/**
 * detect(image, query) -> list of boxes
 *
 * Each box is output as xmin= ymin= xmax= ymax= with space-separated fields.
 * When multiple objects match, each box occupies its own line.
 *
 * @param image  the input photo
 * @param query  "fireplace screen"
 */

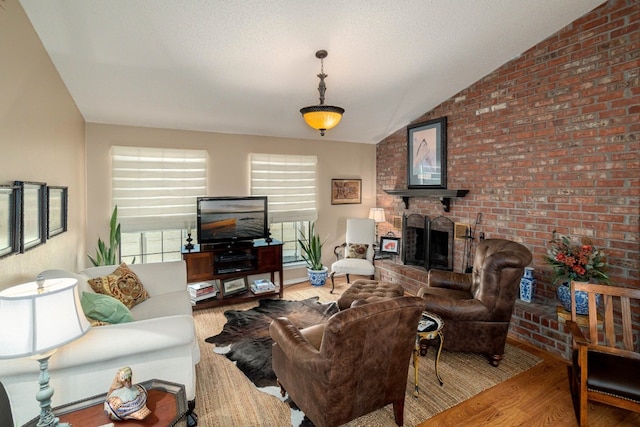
xmin=402 ymin=214 xmax=454 ymax=271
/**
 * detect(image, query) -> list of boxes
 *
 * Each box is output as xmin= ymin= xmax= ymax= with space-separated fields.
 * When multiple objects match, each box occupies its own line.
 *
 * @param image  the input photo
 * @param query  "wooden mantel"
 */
xmin=384 ymin=189 xmax=469 ymax=211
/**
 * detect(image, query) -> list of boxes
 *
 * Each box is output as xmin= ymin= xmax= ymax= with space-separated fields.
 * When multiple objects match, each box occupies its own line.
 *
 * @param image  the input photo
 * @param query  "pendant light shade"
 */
xmin=300 ymin=50 xmax=345 ymax=136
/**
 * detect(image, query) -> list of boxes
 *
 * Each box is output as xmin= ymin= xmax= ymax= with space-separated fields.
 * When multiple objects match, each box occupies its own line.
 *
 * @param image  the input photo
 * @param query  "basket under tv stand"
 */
xmin=181 ymin=238 xmax=283 ymax=310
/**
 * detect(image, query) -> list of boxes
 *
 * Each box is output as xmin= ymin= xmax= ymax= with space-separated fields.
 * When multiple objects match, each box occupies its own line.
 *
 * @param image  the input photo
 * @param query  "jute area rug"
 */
xmin=193 ymin=284 xmax=542 ymax=427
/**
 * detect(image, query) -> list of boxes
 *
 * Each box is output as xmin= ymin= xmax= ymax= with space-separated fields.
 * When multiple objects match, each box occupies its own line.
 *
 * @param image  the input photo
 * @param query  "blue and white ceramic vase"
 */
xmin=519 ymin=267 xmax=536 ymax=303
xmin=307 ymin=266 xmax=329 ymax=286
xmin=556 ymin=281 xmax=600 ymax=315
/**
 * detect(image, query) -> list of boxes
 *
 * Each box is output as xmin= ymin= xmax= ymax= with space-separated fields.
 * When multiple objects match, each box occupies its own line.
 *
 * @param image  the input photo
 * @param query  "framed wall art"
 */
xmin=407 ymin=117 xmax=447 ymax=189
xmin=0 ymin=185 xmax=20 ymax=258
xmin=47 ymin=186 xmax=68 ymax=238
xmin=14 ymin=181 xmax=47 ymax=252
xmin=380 ymin=236 xmax=401 ymax=254
xmin=221 ymin=276 xmax=249 ymax=297
xmin=331 ymin=179 xmax=362 ymax=205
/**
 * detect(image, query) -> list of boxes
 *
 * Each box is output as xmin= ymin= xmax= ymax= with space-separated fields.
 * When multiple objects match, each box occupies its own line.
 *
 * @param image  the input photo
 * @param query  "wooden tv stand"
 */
xmin=182 ymin=239 xmax=283 ymax=310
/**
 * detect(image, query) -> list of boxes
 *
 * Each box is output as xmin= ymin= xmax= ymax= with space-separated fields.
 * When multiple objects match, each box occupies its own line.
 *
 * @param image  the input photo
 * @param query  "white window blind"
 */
xmin=111 ymin=146 xmax=208 ymax=232
xmin=250 ymin=153 xmax=317 ymax=223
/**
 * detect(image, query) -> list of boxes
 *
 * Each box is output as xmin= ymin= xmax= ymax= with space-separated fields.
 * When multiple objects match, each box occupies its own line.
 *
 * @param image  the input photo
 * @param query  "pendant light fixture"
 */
xmin=300 ymin=50 xmax=345 ymax=136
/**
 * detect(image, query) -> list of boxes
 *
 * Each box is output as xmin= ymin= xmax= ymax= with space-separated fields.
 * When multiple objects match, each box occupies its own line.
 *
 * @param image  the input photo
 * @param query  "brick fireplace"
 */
xmin=373 ymin=1 xmax=639 ymax=361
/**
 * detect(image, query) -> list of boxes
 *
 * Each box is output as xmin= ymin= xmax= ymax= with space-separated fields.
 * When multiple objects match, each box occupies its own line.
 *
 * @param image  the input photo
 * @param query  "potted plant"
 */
xmin=88 ymin=206 xmax=122 ymax=266
xmin=544 ymin=231 xmax=609 ymax=314
xmin=299 ymin=222 xmax=329 ymax=286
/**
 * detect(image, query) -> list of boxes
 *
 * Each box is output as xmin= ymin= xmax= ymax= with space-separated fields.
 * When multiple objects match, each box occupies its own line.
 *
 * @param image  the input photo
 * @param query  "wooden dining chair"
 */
xmin=566 ymin=281 xmax=640 ymax=426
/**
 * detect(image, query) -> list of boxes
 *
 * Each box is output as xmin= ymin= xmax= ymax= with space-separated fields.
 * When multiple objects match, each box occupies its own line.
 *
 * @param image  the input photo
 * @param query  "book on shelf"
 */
xmin=190 ymin=294 xmax=217 ymax=305
xmin=252 ymin=279 xmax=274 ymax=289
xmin=251 ymin=279 xmax=275 ymax=294
xmin=188 ymin=281 xmax=218 ymax=298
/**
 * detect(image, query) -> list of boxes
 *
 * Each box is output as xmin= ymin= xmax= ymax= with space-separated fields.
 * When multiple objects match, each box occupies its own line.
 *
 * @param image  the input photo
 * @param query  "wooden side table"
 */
xmin=23 ymin=379 xmax=187 ymax=427
xmin=413 ymin=312 xmax=444 ymax=397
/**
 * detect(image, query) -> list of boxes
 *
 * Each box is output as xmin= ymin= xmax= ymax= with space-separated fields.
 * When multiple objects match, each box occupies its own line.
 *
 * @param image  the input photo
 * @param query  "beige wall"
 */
xmin=0 ymin=0 xmax=86 ymax=290
xmin=1 ymin=0 xmax=376 ymax=287
xmin=86 ymin=123 xmax=377 ymax=282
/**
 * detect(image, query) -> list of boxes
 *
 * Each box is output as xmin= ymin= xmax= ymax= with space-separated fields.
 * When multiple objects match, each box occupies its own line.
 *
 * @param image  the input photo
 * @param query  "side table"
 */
xmin=413 ymin=311 xmax=444 ymax=397
xmin=23 ymin=379 xmax=187 ymax=427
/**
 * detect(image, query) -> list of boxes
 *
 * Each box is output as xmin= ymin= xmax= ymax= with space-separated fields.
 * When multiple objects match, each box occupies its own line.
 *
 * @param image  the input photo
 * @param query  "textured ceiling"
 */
xmin=20 ymin=0 xmax=603 ymax=144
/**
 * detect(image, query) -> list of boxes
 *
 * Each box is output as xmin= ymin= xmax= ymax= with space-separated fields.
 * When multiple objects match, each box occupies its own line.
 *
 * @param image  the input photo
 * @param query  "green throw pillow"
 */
xmin=81 ymin=291 xmax=134 ymax=325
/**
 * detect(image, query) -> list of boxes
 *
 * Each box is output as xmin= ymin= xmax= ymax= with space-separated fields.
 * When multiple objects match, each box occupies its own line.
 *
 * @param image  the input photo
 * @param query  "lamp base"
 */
xmin=34 ymin=353 xmax=70 ymax=427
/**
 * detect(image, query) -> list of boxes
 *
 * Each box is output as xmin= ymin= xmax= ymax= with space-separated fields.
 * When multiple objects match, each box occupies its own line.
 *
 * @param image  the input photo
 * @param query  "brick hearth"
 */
xmin=375 ymin=259 xmax=572 ymax=360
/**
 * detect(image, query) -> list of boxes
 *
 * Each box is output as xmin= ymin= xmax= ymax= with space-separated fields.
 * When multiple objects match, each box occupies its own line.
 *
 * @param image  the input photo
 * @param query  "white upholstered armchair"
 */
xmin=329 ymin=218 xmax=376 ymax=293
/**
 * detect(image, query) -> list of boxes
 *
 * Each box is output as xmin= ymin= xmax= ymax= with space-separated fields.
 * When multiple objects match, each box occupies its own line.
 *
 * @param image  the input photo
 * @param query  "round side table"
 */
xmin=413 ymin=311 xmax=444 ymax=397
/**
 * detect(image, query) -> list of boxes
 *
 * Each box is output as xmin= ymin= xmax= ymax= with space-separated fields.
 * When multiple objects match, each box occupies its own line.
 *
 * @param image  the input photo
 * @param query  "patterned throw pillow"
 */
xmin=87 ymin=263 xmax=150 ymax=309
xmin=345 ymin=243 xmax=369 ymax=259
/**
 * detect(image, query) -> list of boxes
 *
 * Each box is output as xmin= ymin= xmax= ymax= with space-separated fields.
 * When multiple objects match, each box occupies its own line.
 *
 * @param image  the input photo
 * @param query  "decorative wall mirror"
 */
xmin=47 ymin=186 xmax=68 ymax=238
xmin=0 ymin=185 xmax=20 ymax=258
xmin=14 ymin=181 xmax=47 ymax=252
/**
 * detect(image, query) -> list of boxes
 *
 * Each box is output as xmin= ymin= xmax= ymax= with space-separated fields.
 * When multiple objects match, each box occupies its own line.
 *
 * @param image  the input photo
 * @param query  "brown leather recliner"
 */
xmin=417 ymin=238 xmax=532 ymax=367
xmin=270 ymin=296 xmax=424 ymax=427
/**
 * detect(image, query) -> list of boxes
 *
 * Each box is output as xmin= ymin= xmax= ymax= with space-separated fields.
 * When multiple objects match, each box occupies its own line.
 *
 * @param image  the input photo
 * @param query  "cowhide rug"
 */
xmin=205 ymin=296 xmax=338 ymax=426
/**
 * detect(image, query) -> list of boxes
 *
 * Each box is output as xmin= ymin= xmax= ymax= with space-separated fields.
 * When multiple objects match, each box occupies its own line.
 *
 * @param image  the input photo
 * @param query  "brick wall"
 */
xmin=376 ymin=0 xmax=638 ymax=300
xmin=374 ymin=0 xmax=639 ymax=356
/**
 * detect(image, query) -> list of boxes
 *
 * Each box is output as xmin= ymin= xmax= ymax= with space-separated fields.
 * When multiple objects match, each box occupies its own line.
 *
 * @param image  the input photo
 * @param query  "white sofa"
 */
xmin=0 ymin=260 xmax=200 ymax=426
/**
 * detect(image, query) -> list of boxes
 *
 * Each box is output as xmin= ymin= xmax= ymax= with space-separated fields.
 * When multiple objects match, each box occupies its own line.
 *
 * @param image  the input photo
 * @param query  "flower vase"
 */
xmin=556 ymin=281 xmax=600 ymax=315
xmin=519 ymin=267 xmax=536 ymax=303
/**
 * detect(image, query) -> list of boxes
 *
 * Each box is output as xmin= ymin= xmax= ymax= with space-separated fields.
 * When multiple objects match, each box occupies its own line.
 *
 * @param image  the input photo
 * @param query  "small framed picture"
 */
xmin=221 ymin=276 xmax=249 ymax=297
xmin=380 ymin=236 xmax=401 ymax=254
xmin=331 ymin=179 xmax=362 ymax=205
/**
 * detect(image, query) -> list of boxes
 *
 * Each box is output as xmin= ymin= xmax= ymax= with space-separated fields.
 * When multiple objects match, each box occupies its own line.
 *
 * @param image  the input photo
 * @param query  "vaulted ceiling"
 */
xmin=20 ymin=0 xmax=604 ymax=143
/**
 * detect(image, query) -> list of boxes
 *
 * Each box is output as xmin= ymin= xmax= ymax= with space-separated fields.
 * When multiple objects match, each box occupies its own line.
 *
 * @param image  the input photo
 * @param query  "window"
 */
xmin=111 ymin=146 xmax=207 ymax=262
xmin=250 ymin=153 xmax=317 ymax=264
xmin=120 ymin=230 xmax=193 ymax=264
xmin=269 ymin=221 xmax=309 ymax=264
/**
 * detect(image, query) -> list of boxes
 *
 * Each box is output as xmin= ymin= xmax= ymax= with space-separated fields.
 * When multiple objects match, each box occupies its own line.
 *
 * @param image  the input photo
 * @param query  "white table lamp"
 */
xmin=0 ymin=277 xmax=91 ymax=427
xmin=369 ymin=208 xmax=386 ymax=244
xmin=368 ymin=208 xmax=386 ymax=224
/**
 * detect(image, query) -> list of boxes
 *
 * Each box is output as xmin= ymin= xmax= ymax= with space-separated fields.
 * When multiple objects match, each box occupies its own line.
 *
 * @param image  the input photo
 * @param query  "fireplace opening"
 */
xmin=402 ymin=214 xmax=454 ymax=271
xmin=429 ymin=230 xmax=449 ymax=268
xmin=401 ymin=214 xmax=427 ymax=268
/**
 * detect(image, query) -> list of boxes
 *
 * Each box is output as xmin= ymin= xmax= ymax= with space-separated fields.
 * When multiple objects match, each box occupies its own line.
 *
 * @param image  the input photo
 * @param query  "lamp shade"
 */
xmin=369 ymin=208 xmax=386 ymax=223
xmin=300 ymin=105 xmax=345 ymax=134
xmin=0 ymin=278 xmax=90 ymax=359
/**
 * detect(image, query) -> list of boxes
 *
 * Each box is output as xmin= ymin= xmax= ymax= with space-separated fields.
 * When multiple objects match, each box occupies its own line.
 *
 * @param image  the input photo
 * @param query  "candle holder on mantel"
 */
xmin=185 ymin=232 xmax=194 ymax=251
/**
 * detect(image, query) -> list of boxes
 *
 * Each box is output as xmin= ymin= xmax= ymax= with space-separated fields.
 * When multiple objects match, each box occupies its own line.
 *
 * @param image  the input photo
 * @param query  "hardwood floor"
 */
xmin=420 ymin=338 xmax=640 ymax=426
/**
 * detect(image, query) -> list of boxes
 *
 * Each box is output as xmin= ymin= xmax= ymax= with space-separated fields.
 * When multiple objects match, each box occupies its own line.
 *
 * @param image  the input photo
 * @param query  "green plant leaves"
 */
xmin=88 ymin=206 xmax=121 ymax=266
xmin=299 ymin=222 xmax=324 ymax=271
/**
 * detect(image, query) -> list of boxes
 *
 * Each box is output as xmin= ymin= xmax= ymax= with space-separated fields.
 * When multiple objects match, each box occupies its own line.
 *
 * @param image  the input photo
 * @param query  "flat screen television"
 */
xmin=197 ymin=196 xmax=268 ymax=245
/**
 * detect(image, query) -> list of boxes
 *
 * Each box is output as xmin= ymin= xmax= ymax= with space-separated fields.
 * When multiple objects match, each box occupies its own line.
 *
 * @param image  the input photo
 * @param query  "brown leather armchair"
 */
xmin=270 ymin=296 xmax=424 ymax=427
xmin=417 ymin=238 xmax=532 ymax=366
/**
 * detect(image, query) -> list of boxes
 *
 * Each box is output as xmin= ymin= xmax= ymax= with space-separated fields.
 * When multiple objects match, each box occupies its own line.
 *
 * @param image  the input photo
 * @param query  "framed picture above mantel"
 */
xmin=407 ymin=117 xmax=447 ymax=189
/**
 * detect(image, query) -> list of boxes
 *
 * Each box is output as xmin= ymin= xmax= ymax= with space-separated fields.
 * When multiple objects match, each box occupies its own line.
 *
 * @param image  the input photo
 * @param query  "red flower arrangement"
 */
xmin=544 ymin=232 xmax=610 ymax=285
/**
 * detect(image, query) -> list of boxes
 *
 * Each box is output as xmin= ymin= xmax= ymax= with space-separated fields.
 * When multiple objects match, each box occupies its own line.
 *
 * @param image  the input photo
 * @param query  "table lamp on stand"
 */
xmin=368 ymin=207 xmax=386 ymax=249
xmin=0 ymin=277 xmax=91 ymax=427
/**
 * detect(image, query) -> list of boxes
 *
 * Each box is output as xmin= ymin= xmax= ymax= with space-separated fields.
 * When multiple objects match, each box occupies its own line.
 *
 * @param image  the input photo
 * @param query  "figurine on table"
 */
xmin=104 ymin=367 xmax=151 ymax=421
